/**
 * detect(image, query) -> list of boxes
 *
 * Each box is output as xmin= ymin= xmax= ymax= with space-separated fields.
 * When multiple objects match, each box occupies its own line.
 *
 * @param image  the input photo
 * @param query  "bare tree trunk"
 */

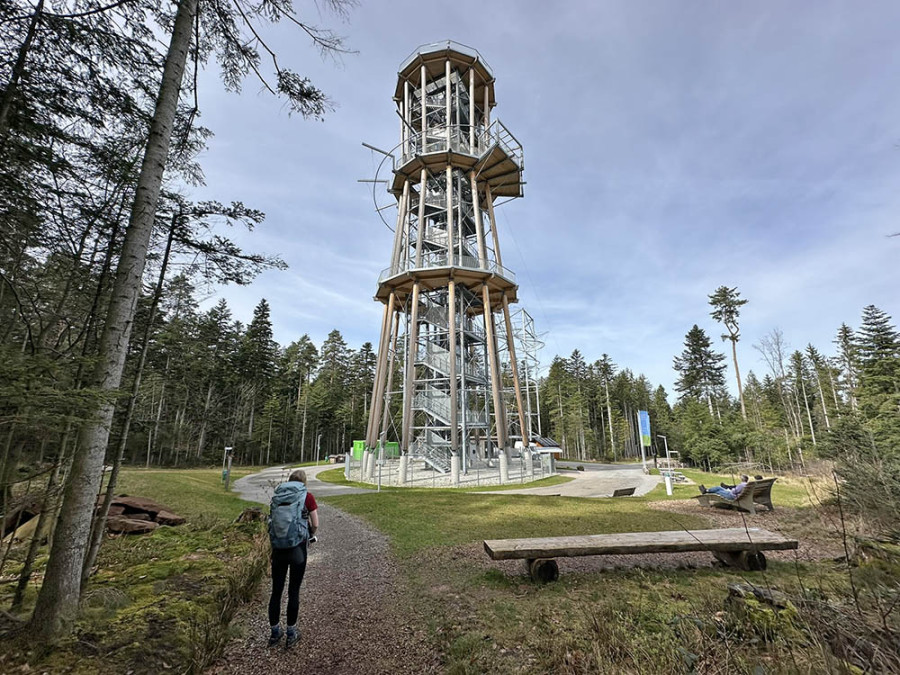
xmin=13 ymin=453 xmax=66 ymax=609
xmin=81 ymin=220 xmax=176 ymax=587
xmin=604 ymin=381 xmax=615 ymax=461
xmin=197 ymin=382 xmax=214 ymax=458
xmin=30 ymin=0 xmax=199 ymax=641
xmin=812 ymin=366 xmax=831 ymax=431
xmin=800 ymin=376 xmax=817 ymax=446
xmin=828 ymin=368 xmax=841 ymax=419
xmin=266 ymin=414 xmax=273 ymax=465
xmin=151 ymin=356 xmax=170 ymax=464
xmin=730 ymin=338 xmax=747 ymax=420
xmin=0 ymin=0 xmax=44 ymax=140
xmin=300 ymin=370 xmax=310 ymax=462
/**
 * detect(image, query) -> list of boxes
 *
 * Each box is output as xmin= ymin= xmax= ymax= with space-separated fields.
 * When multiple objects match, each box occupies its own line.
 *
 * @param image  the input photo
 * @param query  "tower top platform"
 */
xmin=394 ymin=40 xmax=496 ymax=107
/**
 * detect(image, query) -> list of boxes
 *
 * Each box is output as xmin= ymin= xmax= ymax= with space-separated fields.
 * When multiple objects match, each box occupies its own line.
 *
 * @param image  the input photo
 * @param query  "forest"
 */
xmin=1 ymin=0 xmax=898 ymax=652
xmin=0 ymin=0 xmax=360 ymax=644
xmin=540 ymin=295 xmax=900 ymax=473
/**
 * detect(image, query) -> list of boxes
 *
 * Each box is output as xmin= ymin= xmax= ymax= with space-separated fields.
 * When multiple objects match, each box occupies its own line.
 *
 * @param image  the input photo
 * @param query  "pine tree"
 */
xmin=834 ymin=323 xmax=860 ymax=411
xmin=856 ymin=305 xmax=900 ymax=399
xmin=805 ymin=344 xmax=834 ymax=431
xmin=673 ymin=325 xmax=726 ymax=415
xmin=237 ymin=299 xmax=278 ymax=448
xmin=855 ymin=305 xmax=900 ymax=443
xmin=709 ymin=285 xmax=749 ymax=420
xmin=594 ymin=354 xmax=617 ymax=460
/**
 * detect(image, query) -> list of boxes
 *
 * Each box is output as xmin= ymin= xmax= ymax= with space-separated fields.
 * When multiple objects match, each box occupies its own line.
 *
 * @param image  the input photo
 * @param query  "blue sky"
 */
xmin=192 ymin=0 xmax=900 ymax=396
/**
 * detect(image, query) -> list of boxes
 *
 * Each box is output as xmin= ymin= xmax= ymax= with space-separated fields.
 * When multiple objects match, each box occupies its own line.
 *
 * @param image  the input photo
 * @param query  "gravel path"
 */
xmin=208 ymin=503 xmax=440 ymax=675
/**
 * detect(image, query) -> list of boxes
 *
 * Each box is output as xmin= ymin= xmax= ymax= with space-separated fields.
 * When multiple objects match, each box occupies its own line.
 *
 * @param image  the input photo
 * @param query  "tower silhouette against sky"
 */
xmin=365 ymin=41 xmax=527 ymax=475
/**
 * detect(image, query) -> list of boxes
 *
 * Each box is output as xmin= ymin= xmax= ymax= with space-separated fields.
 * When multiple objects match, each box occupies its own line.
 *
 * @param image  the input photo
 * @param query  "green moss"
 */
xmin=2 ymin=468 xmax=265 ymax=675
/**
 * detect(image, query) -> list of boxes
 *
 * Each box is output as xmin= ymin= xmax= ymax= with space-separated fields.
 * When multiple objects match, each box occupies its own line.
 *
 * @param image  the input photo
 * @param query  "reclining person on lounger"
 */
xmin=720 ymin=474 xmax=763 ymax=490
xmin=698 ymin=474 xmax=749 ymax=500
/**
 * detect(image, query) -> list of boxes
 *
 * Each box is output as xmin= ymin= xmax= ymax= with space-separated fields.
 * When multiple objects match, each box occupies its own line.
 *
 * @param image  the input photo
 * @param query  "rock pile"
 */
xmin=103 ymin=495 xmax=186 ymax=535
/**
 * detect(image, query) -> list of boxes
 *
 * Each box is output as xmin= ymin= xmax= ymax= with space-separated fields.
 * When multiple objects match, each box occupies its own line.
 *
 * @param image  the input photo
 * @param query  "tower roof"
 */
xmin=394 ymin=40 xmax=496 ymax=107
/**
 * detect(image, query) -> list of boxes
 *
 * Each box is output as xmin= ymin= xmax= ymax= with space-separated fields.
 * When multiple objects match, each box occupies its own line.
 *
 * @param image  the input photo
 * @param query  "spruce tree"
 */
xmin=834 ymin=322 xmax=860 ymax=410
xmin=856 ymin=305 xmax=900 ymax=398
xmin=673 ymin=325 xmax=726 ymax=415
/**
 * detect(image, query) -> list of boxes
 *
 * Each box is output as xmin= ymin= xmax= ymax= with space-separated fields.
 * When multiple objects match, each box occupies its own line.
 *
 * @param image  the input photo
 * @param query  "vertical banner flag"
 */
xmin=638 ymin=410 xmax=652 ymax=447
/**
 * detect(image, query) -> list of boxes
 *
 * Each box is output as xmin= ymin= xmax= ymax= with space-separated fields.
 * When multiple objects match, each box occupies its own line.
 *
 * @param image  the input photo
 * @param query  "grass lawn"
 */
xmin=326 ymin=490 xmax=710 ymax=558
xmin=2 ymin=467 xmax=266 ymax=675
xmin=641 ymin=468 xmax=823 ymax=507
xmin=323 ymin=466 xmax=881 ymax=674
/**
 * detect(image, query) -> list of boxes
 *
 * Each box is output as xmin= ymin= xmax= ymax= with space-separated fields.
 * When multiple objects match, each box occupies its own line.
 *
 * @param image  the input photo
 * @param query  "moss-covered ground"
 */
xmin=1 ymin=467 xmax=266 ymax=675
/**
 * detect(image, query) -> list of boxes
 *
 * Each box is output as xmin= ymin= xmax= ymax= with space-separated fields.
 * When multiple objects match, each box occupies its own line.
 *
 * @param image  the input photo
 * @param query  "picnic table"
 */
xmin=484 ymin=527 xmax=798 ymax=581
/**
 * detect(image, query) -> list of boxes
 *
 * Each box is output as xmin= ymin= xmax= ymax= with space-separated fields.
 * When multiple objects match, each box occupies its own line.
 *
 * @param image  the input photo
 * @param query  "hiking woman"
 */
xmin=268 ymin=469 xmax=318 ymax=647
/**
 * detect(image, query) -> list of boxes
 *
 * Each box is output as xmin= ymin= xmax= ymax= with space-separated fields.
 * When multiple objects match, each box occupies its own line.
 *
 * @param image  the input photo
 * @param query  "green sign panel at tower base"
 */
xmin=352 ymin=440 xmax=400 ymax=460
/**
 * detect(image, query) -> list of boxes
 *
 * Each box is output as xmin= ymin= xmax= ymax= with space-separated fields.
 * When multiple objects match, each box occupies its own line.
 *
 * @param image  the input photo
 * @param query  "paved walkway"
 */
xmin=487 ymin=462 xmax=660 ymax=498
xmin=232 ymin=464 xmax=371 ymax=505
xmin=235 ymin=462 xmax=660 ymax=502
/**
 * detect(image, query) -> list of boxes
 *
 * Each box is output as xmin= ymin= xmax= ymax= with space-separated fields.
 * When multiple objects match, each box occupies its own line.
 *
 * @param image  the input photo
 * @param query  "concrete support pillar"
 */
xmin=344 ymin=451 xmax=351 ymax=479
xmin=499 ymin=451 xmax=509 ymax=484
xmin=361 ymin=450 xmax=370 ymax=481
xmin=524 ymin=449 xmax=534 ymax=480
xmin=451 ymin=454 xmax=460 ymax=486
xmin=399 ymin=454 xmax=408 ymax=484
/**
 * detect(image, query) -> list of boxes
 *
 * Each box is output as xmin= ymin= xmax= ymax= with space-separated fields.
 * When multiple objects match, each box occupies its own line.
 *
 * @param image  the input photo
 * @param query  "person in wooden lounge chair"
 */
xmin=699 ymin=474 xmax=749 ymax=500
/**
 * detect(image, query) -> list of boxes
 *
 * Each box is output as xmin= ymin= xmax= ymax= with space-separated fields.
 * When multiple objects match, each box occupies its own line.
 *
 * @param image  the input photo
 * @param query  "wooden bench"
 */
xmin=693 ymin=478 xmax=777 ymax=515
xmin=484 ymin=527 xmax=798 ymax=581
xmin=612 ymin=487 xmax=636 ymax=497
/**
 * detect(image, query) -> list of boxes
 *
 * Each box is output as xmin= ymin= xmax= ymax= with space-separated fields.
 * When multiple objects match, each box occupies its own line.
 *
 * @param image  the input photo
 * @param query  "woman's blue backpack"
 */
xmin=268 ymin=482 xmax=309 ymax=549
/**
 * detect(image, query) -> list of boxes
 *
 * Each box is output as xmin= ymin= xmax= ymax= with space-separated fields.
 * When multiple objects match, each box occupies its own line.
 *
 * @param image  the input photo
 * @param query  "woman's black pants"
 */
xmin=268 ymin=543 xmax=307 ymax=626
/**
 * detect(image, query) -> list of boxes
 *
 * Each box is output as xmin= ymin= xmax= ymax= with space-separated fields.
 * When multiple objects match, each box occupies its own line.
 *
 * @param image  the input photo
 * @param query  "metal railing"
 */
xmin=414 ymin=387 xmax=488 ymax=427
xmin=418 ymin=344 xmax=486 ymax=381
xmin=378 ymin=252 xmax=516 ymax=284
xmin=398 ymin=41 xmax=493 ymax=78
xmin=419 ymin=306 xmax=487 ymax=342
xmin=399 ymin=120 xmax=523 ymax=171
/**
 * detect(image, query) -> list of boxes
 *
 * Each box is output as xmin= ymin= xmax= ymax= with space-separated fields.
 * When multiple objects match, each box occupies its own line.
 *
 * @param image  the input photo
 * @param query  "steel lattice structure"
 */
xmin=364 ymin=41 xmax=528 ymax=475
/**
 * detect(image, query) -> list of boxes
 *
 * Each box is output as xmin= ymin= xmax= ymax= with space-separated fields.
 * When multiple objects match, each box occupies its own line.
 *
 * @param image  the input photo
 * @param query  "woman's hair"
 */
xmin=289 ymin=469 xmax=307 ymax=483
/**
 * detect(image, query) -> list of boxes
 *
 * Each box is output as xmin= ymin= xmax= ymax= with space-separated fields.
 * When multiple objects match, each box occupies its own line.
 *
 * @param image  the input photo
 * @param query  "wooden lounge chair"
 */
xmin=693 ymin=478 xmax=778 ymax=515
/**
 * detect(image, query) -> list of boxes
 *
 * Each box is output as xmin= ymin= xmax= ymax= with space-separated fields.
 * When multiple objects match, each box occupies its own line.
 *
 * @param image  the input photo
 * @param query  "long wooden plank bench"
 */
xmin=484 ymin=527 xmax=798 ymax=581
xmin=693 ymin=478 xmax=778 ymax=515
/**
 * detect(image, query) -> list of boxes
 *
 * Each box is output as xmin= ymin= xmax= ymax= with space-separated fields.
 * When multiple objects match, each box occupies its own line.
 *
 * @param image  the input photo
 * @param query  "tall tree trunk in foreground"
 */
xmin=30 ymin=0 xmax=199 ymax=641
xmin=81 ymin=221 xmax=177 ymax=587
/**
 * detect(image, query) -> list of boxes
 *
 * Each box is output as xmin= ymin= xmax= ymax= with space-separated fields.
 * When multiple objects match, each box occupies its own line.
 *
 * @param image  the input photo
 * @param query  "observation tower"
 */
xmin=364 ymin=41 xmax=528 ymax=480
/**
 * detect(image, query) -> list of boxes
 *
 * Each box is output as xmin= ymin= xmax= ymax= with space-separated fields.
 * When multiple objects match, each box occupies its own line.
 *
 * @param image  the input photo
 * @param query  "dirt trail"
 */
xmin=209 ymin=503 xmax=440 ymax=675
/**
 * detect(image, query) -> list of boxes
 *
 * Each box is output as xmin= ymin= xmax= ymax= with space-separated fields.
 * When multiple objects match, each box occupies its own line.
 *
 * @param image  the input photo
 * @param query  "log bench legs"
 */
xmin=524 ymin=550 xmax=768 ymax=582
xmin=525 ymin=558 xmax=559 ymax=582
xmin=713 ymin=550 xmax=767 ymax=571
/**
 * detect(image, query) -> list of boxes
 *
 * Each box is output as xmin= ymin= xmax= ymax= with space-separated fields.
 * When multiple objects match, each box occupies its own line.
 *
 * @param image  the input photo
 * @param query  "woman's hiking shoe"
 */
xmin=268 ymin=626 xmax=283 ymax=646
xmin=285 ymin=626 xmax=300 ymax=648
